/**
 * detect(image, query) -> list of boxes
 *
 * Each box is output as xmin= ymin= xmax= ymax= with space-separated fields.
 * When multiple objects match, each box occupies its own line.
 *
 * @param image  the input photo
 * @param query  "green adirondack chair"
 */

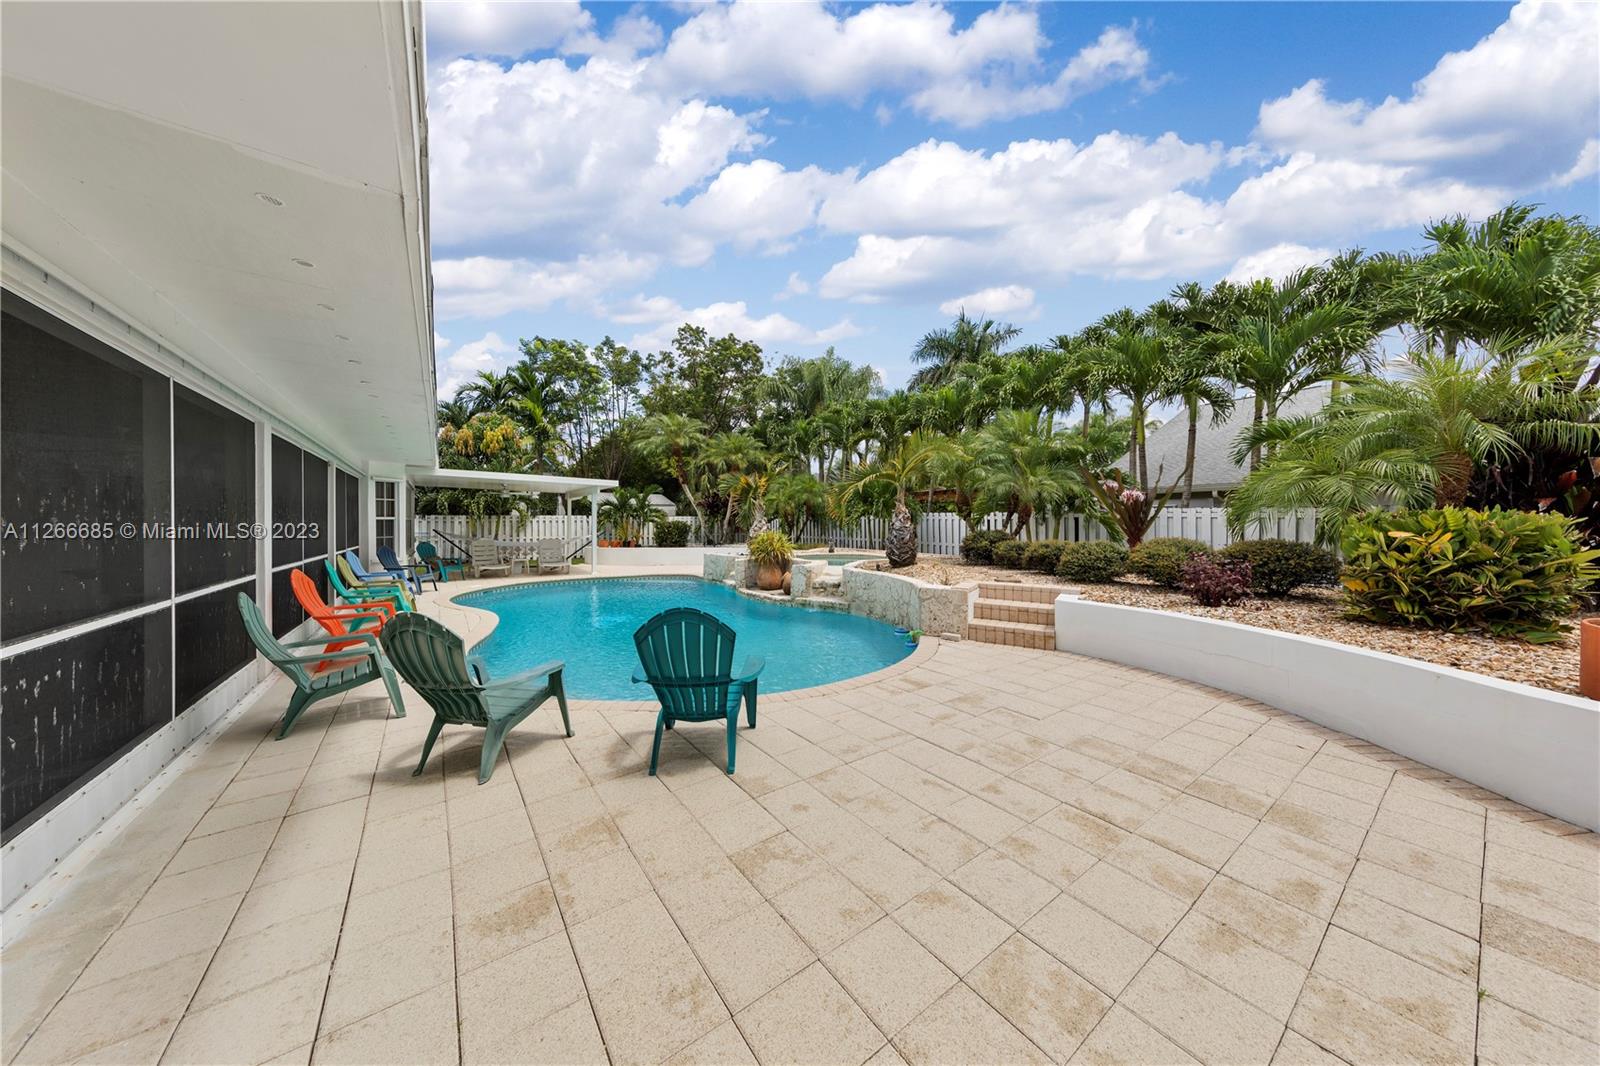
xmin=237 ymin=592 xmax=406 ymax=739
xmin=417 ymin=541 xmax=466 ymax=582
xmin=632 ymin=607 xmax=763 ymax=776
xmin=336 ymin=554 xmax=415 ymax=609
xmin=326 ymin=558 xmax=411 ymax=613
xmin=379 ymin=613 xmax=572 ymax=784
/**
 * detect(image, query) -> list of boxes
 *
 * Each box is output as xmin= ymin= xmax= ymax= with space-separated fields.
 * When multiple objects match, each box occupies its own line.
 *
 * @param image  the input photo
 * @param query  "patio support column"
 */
xmin=589 ymin=486 xmax=599 ymax=574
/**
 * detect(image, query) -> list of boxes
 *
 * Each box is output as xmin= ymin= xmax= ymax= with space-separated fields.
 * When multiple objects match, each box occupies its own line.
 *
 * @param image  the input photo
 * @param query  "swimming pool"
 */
xmin=457 ymin=576 xmax=912 ymax=700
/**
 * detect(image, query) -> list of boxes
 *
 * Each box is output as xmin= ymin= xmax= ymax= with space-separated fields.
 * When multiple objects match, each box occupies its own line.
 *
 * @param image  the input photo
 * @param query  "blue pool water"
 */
xmin=458 ymin=576 xmax=912 ymax=700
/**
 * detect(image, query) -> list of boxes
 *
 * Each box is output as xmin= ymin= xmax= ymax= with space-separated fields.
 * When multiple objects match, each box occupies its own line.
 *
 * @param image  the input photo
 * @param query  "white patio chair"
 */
xmin=469 ymin=539 xmax=513 ymax=579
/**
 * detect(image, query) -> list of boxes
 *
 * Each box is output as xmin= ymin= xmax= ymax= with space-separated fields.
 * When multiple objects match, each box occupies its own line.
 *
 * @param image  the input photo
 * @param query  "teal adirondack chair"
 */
xmin=237 ymin=593 xmax=405 ymax=738
xmin=326 ymin=558 xmax=410 ymax=613
xmin=379 ymin=613 xmax=571 ymax=784
xmin=632 ymin=608 xmax=763 ymax=776
xmin=417 ymin=541 xmax=466 ymax=583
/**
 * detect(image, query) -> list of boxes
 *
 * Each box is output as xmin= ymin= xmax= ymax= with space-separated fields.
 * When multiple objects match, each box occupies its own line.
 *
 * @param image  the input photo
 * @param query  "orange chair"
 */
xmin=290 ymin=569 xmax=393 ymax=666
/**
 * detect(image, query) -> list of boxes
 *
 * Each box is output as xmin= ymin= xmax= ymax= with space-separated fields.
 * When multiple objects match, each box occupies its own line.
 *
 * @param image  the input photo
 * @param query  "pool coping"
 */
xmin=436 ymin=572 xmax=938 ymax=708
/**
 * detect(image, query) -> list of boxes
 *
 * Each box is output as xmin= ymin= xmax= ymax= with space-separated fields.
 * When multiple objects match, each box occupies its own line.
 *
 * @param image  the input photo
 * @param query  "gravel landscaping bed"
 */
xmin=897 ymin=557 xmax=1584 ymax=697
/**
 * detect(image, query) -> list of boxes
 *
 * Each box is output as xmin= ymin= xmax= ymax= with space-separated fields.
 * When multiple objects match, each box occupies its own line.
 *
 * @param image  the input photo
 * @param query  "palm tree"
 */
xmin=971 ymin=410 xmax=1075 ymax=537
xmin=836 ymin=431 xmax=948 ymax=566
xmin=1083 ymin=312 xmax=1174 ymax=492
xmin=1227 ymin=339 xmax=1600 ymax=545
xmin=910 ymin=311 xmax=1021 ymax=390
xmin=1156 ymin=285 xmax=1239 ymax=506
xmin=636 ymin=413 xmax=709 ymax=537
xmin=458 ymin=369 xmax=518 ymax=414
xmin=436 ymin=397 xmax=471 ymax=432
xmin=701 ymin=432 xmax=764 ymax=541
xmin=765 ymin=473 xmax=827 ymax=535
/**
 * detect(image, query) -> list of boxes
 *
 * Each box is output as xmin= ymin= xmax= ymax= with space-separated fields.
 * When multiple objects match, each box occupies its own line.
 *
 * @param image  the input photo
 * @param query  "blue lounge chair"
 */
xmin=377 ymin=543 xmax=435 ymax=592
xmin=632 ymin=607 xmax=763 ymax=776
xmin=327 ymin=557 xmax=411 ymax=612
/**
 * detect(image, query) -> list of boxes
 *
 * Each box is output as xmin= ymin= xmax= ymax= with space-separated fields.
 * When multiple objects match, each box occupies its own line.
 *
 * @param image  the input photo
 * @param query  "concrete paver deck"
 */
xmin=4 ymin=572 xmax=1597 ymax=1065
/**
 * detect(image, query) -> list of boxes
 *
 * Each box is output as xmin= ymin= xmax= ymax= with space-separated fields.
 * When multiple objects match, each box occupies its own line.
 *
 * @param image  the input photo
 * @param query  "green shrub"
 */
xmin=1341 ymin=508 xmax=1599 ymax=643
xmin=655 ymin=520 xmax=690 ymax=547
xmin=991 ymin=539 xmax=1027 ymax=568
xmin=1128 ymin=537 xmax=1213 ymax=588
xmin=1055 ymin=541 xmax=1129 ymax=583
xmin=961 ymin=528 xmax=1013 ymax=564
xmin=1021 ymin=539 xmax=1068 ymax=574
xmin=1218 ymin=539 xmax=1341 ymax=597
xmin=746 ymin=530 xmax=795 ymax=566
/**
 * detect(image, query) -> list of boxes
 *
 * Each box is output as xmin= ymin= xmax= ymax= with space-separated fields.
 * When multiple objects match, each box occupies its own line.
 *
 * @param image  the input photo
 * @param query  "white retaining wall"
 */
xmin=1054 ymin=597 xmax=1600 ymax=831
xmin=594 ymin=546 xmax=714 ymax=567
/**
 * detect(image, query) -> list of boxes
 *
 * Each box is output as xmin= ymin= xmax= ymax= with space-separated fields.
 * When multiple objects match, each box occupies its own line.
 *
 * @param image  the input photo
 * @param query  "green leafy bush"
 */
xmin=961 ymin=528 xmax=1013 ymax=564
xmin=1021 ymin=540 xmax=1068 ymax=574
xmin=992 ymin=539 xmax=1027 ymax=568
xmin=1182 ymin=556 xmax=1252 ymax=606
xmin=1128 ymin=537 xmax=1213 ymax=588
xmin=655 ymin=520 xmax=690 ymax=547
xmin=1055 ymin=542 xmax=1129 ymax=583
xmin=1341 ymin=508 xmax=1599 ymax=643
xmin=1218 ymin=539 xmax=1341 ymax=597
xmin=746 ymin=530 xmax=795 ymax=566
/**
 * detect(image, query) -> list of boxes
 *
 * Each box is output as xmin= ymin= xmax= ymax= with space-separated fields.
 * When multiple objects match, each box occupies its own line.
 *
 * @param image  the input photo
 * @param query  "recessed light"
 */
xmin=346 ymin=358 xmax=362 ymax=365
xmin=334 ymin=334 xmax=350 ymax=341
xmin=255 ymin=192 xmax=285 ymax=207
xmin=317 ymin=303 xmax=335 ymax=312
xmin=358 ymin=378 xmax=371 ymax=384
xmin=368 ymin=393 xmax=379 ymax=398
xmin=291 ymin=258 xmax=314 ymax=268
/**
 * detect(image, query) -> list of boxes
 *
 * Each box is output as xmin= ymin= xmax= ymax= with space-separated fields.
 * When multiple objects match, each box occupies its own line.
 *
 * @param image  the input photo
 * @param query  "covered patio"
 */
xmin=407 ymin=467 xmax=620 ymax=575
xmin=3 ymin=571 xmax=1596 ymax=1066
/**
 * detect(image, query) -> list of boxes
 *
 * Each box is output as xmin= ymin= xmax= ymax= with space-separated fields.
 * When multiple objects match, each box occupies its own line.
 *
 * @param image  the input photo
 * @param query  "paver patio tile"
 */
xmin=1067 ymin=861 xmax=1191 ymax=944
xmin=458 ymin=934 xmax=588 ymax=1063
xmin=1479 ymin=945 xmax=1600 ymax=1043
xmin=1357 ymin=832 xmax=1481 ymax=899
xmin=190 ymin=904 xmax=342 ymax=1010
xmin=1033 ymin=805 xmax=1128 ymax=857
xmin=188 ymin=790 xmax=295 ymax=839
xmin=569 ymin=893 xmax=695 ymax=988
xmin=885 ymin=814 xmax=989 ymax=875
xmin=1288 ymin=975 xmax=1468 ymax=1066
xmin=967 ymin=933 xmax=1111 ymax=1062
xmin=939 ymin=793 xmax=1025 ymax=845
xmin=1241 ymin=823 xmax=1355 ymax=883
xmin=1270 ymin=1029 xmax=1351 ymax=1066
xmin=1310 ymin=927 xmax=1476 ymax=1049
xmin=825 ymin=917 xmax=958 ymax=1036
xmin=1260 ymin=800 xmax=1367 ymax=856
xmin=1021 ymin=893 xmax=1155 ymax=998
xmin=1119 ymin=952 xmax=1285 ymax=1066
xmin=1476 ymin=998 xmax=1600 ymax=1066
xmin=450 ymin=842 xmax=547 ymax=901
xmin=66 ymin=1021 xmax=177 ymax=1065
xmin=893 ymin=984 xmax=1050 ymax=1066
xmin=455 ymin=878 xmax=563 ymax=971
xmin=321 ymin=918 xmax=456 ymax=1032
xmin=1330 ymin=890 xmax=1477 ymax=982
xmin=665 ymin=1021 xmax=757 ymax=1066
xmin=892 ymin=881 xmax=1013 ymax=975
xmin=737 ymin=962 xmax=883 ymax=1066
xmin=538 ymin=814 xmax=628 ymax=873
xmin=1102 ymin=835 xmax=1211 ymax=903
xmin=701 ymin=799 xmax=786 ymax=853
xmin=449 ymin=807 xmax=536 ymax=865
xmin=949 ymin=850 xmax=1060 ymax=926
xmin=121 ymin=854 xmax=263 ymax=926
xmin=1058 ymin=770 xmax=1178 ymax=832
xmin=993 ymin=824 xmax=1097 ymax=887
xmin=1161 ymin=912 xmax=1309 ymax=1021
xmin=772 ymin=866 xmax=884 ymax=954
xmin=1480 ymin=903 xmax=1600 ymax=988
xmin=1344 ymin=859 xmax=1478 ymax=937
xmin=730 ymin=832 xmax=827 ymax=898
xmin=466 ymin=996 xmax=607 ymax=1066
xmin=11 ymin=951 xmax=211 ymax=1065
xmin=313 ymin=982 xmax=459 ymax=1066
xmin=1068 ymin=1004 xmax=1200 ymax=1065
xmin=1220 ymin=847 xmax=1343 ymax=920
xmin=163 ymin=820 xmax=279 ymax=876
xmin=685 ymin=902 xmax=814 ymax=1012
xmin=73 ymin=895 xmax=239 ymax=991
xmin=161 ymin=961 xmax=328 ymax=1065
xmin=226 ymin=860 xmax=355 ymax=939
xmin=1137 ymin=810 xmax=1245 ymax=870
xmin=1189 ymin=875 xmax=1327 ymax=968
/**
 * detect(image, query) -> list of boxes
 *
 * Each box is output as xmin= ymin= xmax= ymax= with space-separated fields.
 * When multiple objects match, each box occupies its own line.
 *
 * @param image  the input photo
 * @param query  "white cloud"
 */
xmin=437 ymin=331 xmax=516 ymax=398
xmin=1553 ymin=138 xmax=1599 ymax=188
xmin=1223 ymin=243 xmax=1335 ymax=284
xmin=774 ymin=272 xmax=811 ymax=301
xmin=434 ymin=332 xmax=450 ymax=350
xmin=424 ymin=1 xmax=593 ymax=63
xmin=939 ymin=285 xmax=1036 ymax=318
xmin=616 ymin=296 xmax=860 ymax=352
xmin=679 ymin=160 xmax=852 ymax=255
xmin=433 ymin=253 xmax=656 ymax=320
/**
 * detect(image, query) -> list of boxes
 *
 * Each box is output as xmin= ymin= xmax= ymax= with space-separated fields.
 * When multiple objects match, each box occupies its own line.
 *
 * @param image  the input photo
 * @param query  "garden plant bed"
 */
xmin=897 ymin=556 xmax=1585 ymax=696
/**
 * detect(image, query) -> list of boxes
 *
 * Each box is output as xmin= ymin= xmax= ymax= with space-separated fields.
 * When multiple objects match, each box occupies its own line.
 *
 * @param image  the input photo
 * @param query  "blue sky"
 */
xmin=423 ymin=1 xmax=1599 ymax=395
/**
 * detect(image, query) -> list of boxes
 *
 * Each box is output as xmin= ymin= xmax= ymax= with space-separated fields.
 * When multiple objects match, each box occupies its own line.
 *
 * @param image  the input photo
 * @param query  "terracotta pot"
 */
xmin=781 ymin=572 xmax=792 ymax=595
xmin=1581 ymin=619 xmax=1600 ymax=700
xmin=756 ymin=562 xmax=784 ymax=590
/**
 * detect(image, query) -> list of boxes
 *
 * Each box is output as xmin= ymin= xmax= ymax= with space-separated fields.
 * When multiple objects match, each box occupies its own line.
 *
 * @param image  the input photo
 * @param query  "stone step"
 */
xmin=797 ymin=595 xmax=849 ymax=611
xmin=976 ymin=581 xmax=1073 ymax=605
xmin=973 ymin=598 xmax=1054 ymax=625
xmin=966 ymin=618 xmax=1056 ymax=650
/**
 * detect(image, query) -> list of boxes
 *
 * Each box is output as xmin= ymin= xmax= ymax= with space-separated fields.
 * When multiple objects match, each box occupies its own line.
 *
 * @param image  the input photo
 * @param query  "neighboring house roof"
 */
xmin=1119 ymin=386 xmax=1332 ymax=493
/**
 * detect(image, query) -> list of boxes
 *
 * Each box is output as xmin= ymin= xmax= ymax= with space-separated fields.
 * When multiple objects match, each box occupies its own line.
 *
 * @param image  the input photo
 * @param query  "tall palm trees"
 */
xmin=910 ymin=311 xmax=1021 ymax=390
xmin=636 ymin=413 xmax=708 ymax=535
xmin=1084 ymin=311 xmax=1174 ymax=492
xmin=836 ymin=431 xmax=948 ymax=566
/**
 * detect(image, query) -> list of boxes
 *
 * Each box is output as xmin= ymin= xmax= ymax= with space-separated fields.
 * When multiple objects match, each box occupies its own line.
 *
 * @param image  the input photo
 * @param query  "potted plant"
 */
xmin=747 ymin=530 xmax=795 ymax=591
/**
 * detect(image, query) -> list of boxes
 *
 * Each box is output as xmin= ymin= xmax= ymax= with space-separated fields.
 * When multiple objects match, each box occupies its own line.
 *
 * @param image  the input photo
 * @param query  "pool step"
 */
xmin=967 ymin=582 xmax=1071 ymax=650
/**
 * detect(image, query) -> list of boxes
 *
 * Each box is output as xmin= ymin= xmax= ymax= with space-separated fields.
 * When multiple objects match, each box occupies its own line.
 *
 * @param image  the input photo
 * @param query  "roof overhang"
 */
xmin=407 ymin=468 xmax=618 ymax=496
xmin=1 ymin=0 xmax=437 ymax=471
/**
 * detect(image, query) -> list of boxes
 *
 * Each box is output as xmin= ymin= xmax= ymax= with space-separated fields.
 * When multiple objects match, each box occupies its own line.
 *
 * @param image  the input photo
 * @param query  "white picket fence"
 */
xmin=786 ymin=507 xmax=1318 ymax=555
xmin=413 ymin=514 xmax=600 ymax=554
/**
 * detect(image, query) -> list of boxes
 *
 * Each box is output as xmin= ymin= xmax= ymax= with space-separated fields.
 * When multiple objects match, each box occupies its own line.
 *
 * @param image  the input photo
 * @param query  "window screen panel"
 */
xmin=301 ymin=454 xmax=327 ymax=562
xmin=175 ymin=583 xmax=255 ymax=713
xmin=1 ymin=293 xmax=171 ymax=642
xmin=1 ymin=609 xmax=172 ymax=839
xmin=271 ymin=565 xmax=302 ymax=637
xmin=173 ymin=385 xmax=255 ymax=593
xmin=270 ymin=436 xmax=302 ymax=566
